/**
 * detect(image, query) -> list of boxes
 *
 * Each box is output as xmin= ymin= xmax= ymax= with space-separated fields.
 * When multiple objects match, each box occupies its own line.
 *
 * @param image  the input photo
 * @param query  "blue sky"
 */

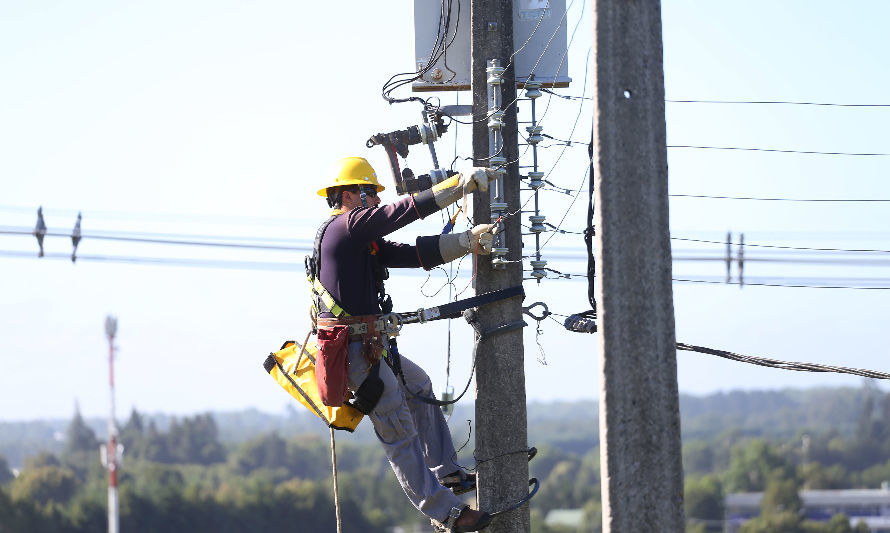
xmin=1 ymin=1 xmax=889 ymax=421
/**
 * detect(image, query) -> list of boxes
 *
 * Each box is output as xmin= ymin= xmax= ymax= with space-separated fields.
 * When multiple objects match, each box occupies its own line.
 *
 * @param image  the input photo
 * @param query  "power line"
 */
xmin=0 ymin=250 xmax=299 ymax=271
xmin=678 ymin=343 xmax=890 ymax=380
xmin=541 ymin=90 xmax=890 ymax=108
xmin=0 ymin=226 xmax=310 ymax=251
xmin=673 ymin=277 xmax=890 ymax=290
xmin=670 ymin=237 xmax=890 ymax=255
xmin=666 ymin=99 xmax=890 ymax=108
xmin=531 ymin=137 xmax=890 ymax=158
xmin=670 ymin=194 xmax=890 ymax=203
xmin=667 ymin=145 xmax=890 ymax=157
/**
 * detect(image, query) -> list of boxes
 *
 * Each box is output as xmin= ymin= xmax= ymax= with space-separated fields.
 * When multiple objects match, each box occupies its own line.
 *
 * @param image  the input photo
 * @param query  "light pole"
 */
xmin=100 ymin=315 xmax=122 ymax=533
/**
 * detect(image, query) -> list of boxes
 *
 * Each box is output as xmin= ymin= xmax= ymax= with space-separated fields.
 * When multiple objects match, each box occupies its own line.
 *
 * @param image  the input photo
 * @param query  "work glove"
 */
xmin=462 ymin=223 xmax=495 ymax=255
xmin=458 ymin=167 xmax=497 ymax=194
xmin=438 ymin=223 xmax=496 ymax=262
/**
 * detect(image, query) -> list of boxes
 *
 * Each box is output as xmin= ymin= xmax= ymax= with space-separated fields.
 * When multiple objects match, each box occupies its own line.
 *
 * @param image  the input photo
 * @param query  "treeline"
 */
xmin=0 ymin=410 xmax=384 ymax=532
xmin=0 ymin=406 xmax=602 ymax=532
xmin=683 ymin=382 xmax=890 ymax=533
xmin=3 ymin=383 xmax=890 ymax=532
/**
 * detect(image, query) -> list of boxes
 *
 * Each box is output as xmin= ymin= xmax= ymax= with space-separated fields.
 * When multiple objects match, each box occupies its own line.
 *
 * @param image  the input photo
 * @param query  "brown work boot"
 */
xmin=452 ymin=507 xmax=491 ymax=532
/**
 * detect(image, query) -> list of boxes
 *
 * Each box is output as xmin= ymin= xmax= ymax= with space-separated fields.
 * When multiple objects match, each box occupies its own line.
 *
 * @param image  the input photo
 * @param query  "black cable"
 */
xmin=671 ymin=237 xmax=890 ymax=255
xmin=668 ymin=145 xmax=890 ymax=157
xmin=670 ymin=194 xmax=890 ymax=202
xmin=0 ymin=227 xmax=309 ymax=251
xmin=678 ymin=343 xmax=890 ymax=380
xmin=542 ymin=91 xmax=890 ymax=108
xmin=673 ymin=278 xmax=890 ymax=290
xmin=666 ymin=99 xmax=890 ymax=108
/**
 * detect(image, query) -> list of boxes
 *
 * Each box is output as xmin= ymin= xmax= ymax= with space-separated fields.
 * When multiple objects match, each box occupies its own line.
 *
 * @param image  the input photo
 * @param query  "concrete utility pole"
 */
xmin=591 ymin=1 xmax=685 ymax=531
xmin=470 ymin=1 xmax=530 ymax=532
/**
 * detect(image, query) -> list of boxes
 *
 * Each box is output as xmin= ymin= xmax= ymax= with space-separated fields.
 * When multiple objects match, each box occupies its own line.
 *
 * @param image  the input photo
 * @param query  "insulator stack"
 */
xmin=525 ymin=80 xmax=547 ymax=282
xmin=487 ymin=59 xmax=508 ymax=270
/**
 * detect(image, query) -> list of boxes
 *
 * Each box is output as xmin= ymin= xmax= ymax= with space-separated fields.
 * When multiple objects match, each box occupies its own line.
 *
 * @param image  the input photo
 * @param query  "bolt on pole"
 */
xmin=591 ymin=1 xmax=685 ymax=531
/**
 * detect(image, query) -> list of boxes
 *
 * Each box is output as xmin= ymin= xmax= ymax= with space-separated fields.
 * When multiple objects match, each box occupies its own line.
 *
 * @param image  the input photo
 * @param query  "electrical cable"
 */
xmin=669 ymin=194 xmax=890 ymax=203
xmin=677 ymin=343 xmax=890 ymax=380
xmin=666 ymin=99 xmax=890 ymax=108
xmin=543 ymin=91 xmax=890 ymax=108
xmin=0 ymin=227 xmax=309 ymax=251
xmin=521 ymin=136 xmax=890 ymax=157
xmin=670 ymin=237 xmax=890 ymax=255
xmin=667 ymin=145 xmax=890 ymax=157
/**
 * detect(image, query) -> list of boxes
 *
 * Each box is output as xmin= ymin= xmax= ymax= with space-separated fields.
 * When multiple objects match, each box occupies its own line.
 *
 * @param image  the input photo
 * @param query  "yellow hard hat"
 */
xmin=317 ymin=157 xmax=386 ymax=197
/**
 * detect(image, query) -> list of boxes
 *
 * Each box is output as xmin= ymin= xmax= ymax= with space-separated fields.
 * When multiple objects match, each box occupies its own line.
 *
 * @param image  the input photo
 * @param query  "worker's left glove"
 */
xmin=458 ymin=167 xmax=497 ymax=195
xmin=438 ymin=223 xmax=496 ymax=262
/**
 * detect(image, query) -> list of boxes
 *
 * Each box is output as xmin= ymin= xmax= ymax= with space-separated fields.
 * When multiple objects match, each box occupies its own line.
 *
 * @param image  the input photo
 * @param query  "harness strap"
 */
xmin=308 ymin=215 xmax=347 ymax=318
xmin=399 ymin=285 xmax=525 ymax=323
xmin=390 ymin=310 xmax=527 ymax=408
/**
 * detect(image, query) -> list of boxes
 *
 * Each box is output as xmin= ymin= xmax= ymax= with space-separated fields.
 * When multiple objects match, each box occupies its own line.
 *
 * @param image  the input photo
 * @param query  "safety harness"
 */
xmin=266 ymin=213 xmax=528 ymax=430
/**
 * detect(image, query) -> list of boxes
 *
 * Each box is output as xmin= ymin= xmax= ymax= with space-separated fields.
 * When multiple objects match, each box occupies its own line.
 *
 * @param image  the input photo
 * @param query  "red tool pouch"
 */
xmin=315 ymin=325 xmax=350 ymax=407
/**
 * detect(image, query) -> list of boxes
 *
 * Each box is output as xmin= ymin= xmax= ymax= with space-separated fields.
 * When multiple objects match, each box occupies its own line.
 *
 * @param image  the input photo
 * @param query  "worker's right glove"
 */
xmin=438 ymin=223 xmax=496 ymax=263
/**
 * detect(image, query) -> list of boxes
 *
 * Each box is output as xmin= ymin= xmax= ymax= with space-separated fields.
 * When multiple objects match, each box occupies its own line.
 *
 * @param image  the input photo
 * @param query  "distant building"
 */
xmin=726 ymin=485 xmax=890 ymax=533
xmin=544 ymin=508 xmax=585 ymax=529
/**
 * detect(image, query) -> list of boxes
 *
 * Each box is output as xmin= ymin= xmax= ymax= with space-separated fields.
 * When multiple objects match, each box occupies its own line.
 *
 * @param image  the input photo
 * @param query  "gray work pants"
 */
xmin=346 ymin=340 xmax=463 ymax=522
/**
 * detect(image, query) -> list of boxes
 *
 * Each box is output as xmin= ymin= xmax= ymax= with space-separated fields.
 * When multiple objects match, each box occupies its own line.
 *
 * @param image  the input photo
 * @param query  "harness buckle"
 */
xmin=376 ymin=313 xmax=403 ymax=336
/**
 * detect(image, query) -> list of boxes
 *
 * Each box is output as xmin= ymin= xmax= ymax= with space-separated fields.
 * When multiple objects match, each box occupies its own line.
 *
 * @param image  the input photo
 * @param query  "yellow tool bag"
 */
xmin=263 ymin=340 xmax=364 ymax=432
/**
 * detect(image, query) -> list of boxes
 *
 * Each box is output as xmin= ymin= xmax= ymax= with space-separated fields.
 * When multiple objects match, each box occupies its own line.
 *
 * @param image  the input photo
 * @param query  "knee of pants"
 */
xmin=372 ymin=403 xmax=418 ymax=444
xmin=398 ymin=355 xmax=434 ymax=395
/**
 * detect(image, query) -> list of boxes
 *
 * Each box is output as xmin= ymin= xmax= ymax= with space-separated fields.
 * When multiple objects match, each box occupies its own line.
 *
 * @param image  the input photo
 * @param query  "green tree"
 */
xmin=684 ymin=440 xmax=716 ymax=476
xmin=685 ymin=475 xmax=724 ymax=531
xmin=61 ymin=408 xmax=100 ymax=478
xmin=25 ymin=451 xmax=61 ymax=469
xmin=166 ymin=414 xmax=225 ymax=465
xmin=761 ymin=477 xmax=802 ymax=516
xmin=724 ymin=439 xmax=797 ymax=492
xmin=0 ymin=456 xmax=14 ymax=485
xmin=120 ymin=409 xmax=146 ymax=459
xmin=10 ymin=465 xmax=80 ymax=506
xmin=142 ymin=421 xmax=171 ymax=463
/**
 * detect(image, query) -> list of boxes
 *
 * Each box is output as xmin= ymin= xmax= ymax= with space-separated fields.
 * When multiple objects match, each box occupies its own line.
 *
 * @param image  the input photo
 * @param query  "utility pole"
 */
xmin=101 ymin=315 xmax=121 ymax=533
xmin=591 ymin=1 xmax=685 ymax=532
xmin=470 ymin=1 xmax=530 ymax=532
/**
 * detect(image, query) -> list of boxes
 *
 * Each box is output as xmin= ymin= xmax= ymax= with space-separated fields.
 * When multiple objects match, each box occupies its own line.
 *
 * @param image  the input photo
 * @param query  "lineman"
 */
xmin=312 ymin=156 xmax=495 ymax=532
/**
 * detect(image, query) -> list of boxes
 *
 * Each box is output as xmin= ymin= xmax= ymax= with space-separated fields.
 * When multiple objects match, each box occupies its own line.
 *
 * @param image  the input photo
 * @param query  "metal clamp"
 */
xmin=522 ymin=301 xmax=551 ymax=321
xmin=376 ymin=313 xmax=403 ymax=336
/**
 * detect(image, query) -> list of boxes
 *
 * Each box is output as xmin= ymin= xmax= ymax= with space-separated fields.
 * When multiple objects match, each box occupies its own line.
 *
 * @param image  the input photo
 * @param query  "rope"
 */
xmin=330 ymin=427 xmax=342 ymax=533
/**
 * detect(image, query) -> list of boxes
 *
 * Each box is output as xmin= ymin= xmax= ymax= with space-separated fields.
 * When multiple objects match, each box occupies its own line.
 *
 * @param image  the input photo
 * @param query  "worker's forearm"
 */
xmin=411 ymin=175 xmax=464 ymax=219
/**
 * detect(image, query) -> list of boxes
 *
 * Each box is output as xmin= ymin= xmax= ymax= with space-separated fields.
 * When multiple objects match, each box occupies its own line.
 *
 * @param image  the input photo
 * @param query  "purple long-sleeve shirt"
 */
xmin=318 ymin=193 xmax=444 ymax=316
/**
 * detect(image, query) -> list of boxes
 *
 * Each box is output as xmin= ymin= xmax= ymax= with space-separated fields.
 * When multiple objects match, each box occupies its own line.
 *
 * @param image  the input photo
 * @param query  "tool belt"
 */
xmin=316 ymin=314 xmax=389 ymax=365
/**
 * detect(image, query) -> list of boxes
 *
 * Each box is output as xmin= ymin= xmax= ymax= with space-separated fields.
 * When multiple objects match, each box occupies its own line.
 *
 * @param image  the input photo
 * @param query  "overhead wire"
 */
xmin=542 ymin=91 xmax=890 ymax=108
xmin=670 ymin=194 xmax=890 ymax=202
